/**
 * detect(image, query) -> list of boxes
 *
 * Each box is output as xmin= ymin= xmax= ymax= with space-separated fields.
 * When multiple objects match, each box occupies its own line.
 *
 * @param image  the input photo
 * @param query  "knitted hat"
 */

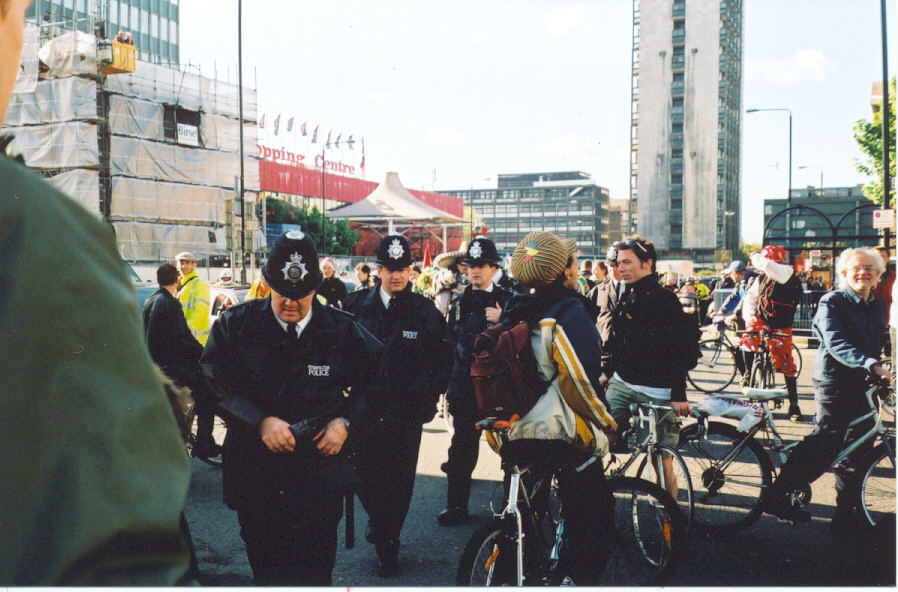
xmin=510 ymin=231 xmax=576 ymax=288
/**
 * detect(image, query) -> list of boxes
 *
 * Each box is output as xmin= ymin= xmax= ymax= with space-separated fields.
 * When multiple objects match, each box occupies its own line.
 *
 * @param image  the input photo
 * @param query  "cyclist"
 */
xmin=760 ymin=247 xmax=889 ymax=526
xmin=735 ymin=245 xmax=804 ymax=421
xmin=500 ymin=231 xmax=618 ymax=584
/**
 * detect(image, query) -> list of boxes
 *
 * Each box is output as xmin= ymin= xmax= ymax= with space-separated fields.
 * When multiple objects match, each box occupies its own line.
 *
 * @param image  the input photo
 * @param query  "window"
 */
xmin=163 ymin=105 xmax=202 ymax=146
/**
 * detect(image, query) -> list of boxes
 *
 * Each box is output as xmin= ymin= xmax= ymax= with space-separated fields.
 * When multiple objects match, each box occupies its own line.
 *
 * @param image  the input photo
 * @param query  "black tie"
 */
xmin=286 ymin=323 xmax=299 ymax=342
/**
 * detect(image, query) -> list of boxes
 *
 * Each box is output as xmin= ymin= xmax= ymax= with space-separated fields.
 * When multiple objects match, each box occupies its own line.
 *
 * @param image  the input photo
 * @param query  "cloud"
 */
xmin=747 ymin=49 xmax=834 ymax=86
xmin=421 ymin=127 xmax=467 ymax=146
xmin=366 ymin=90 xmax=394 ymax=104
xmin=546 ymin=4 xmax=590 ymax=38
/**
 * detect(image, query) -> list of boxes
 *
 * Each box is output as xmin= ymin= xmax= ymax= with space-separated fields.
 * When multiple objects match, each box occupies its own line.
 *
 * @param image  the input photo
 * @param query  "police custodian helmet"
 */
xmin=262 ymin=229 xmax=324 ymax=299
xmin=460 ymin=237 xmax=501 ymax=267
xmin=375 ymin=234 xmax=413 ymax=270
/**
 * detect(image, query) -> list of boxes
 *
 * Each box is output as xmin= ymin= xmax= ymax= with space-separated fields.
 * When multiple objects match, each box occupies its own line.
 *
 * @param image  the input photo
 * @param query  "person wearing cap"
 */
xmin=604 ymin=235 xmax=696 ymax=500
xmin=318 ymin=256 xmax=347 ymax=307
xmin=499 ymin=231 xmax=618 ymax=583
xmin=0 ymin=3 xmax=190 ymax=582
xmin=436 ymin=237 xmax=513 ymax=527
xmin=587 ymin=242 xmax=625 ymax=381
xmin=200 ymin=230 xmax=382 ymax=586
xmin=578 ymin=259 xmax=595 ymax=294
xmin=734 ymin=245 xmax=805 ymax=421
xmin=343 ymin=234 xmax=450 ymax=576
xmin=174 ymin=252 xmax=211 ymax=346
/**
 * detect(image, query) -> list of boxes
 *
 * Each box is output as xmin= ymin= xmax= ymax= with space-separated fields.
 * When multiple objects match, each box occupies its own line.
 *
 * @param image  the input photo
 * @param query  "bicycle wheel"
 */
xmin=688 ymin=339 xmax=737 ymax=393
xmin=859 ymin=441 xmax=896 ymax=527
xmin=791 ymin=343 xmax=803 ymax=375
xmin=456 ymin=518 xmax=518 ymax=586
xmin=676 ymin=421 xmax=774 ymax=535
xmin=635 ymin=445 xmax=694 ymax=531
xmin=185 ymin=414 xmax=226 ymax=467
xmin=749 ymin=357 xmax=777 ymax=390
xmin=595 ymin=476 xmax=686 ymax=586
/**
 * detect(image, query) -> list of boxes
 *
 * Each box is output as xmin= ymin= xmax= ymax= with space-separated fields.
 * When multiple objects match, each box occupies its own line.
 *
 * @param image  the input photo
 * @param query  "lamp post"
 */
xmin=724 ymin=210 xmax=736 ymax=260
xmin=747 ymin=107 xmax=792 ymax=254
xmin=798 ymin=164 xmax=823 ymax=198
xmin=237 ymin=0 xmax=246 ymax=283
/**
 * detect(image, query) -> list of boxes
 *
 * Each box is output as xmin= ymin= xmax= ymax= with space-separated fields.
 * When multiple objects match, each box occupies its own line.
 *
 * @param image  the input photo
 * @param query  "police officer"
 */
xmin=437 ymin=237 xmax=512 ymax=526
xmin=344 ymin=234 xmax=451 ymax=576
xmin=200 ymin=230 xmax=381 ymax=586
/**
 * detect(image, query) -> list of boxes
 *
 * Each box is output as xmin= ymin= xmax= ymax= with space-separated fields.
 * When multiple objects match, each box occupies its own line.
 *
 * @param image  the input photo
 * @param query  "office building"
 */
xmin=26 ymin=0 xmax=179 ymax=65
xmin=630 ymin=0 xmax=742 ymax=262
xmin=441 ymin=171 xmax=610 ymax=256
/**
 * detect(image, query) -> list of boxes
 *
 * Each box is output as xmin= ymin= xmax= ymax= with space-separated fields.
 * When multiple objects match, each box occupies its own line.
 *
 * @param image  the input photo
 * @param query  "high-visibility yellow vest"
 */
xmin=177 ymin=270 xmax=211 ymax=345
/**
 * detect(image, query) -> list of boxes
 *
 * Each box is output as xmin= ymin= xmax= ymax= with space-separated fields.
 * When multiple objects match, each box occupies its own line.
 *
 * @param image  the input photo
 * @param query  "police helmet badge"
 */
xmin=282 ymin=252 xmax=309 ymax=285
xmin=388 ymin=238 xmax=405 ymax=260
xmin=285 ymin=229 xmax=305 ymax=240
xmin=469 ymin=241 xmax=483 ymax=260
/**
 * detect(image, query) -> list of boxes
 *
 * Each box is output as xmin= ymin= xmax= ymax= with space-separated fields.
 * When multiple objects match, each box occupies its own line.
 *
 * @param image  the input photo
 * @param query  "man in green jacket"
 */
xmin=0 ymin=0 xmax=190 ymax=584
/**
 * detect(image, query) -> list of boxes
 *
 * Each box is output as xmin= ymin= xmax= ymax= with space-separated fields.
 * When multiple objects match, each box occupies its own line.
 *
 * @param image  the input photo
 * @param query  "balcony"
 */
xmin=670 ymin=185 xmax=683 ymax=198
xmin=671 ymin=110 xmax=684 ymax=123
xmin=671 ymin=81 xmax=684 ymax=95
xmin=672 ymin=3 xmax=685 ymax=18
xmin=670 ymin=157 xmax=684 ymax=172
xmin=672 ymin=30 xmax=685 ymax=45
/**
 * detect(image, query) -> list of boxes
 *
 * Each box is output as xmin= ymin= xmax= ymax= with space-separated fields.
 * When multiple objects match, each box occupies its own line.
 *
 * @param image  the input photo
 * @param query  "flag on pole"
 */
xmin=312 ymin=124 xmax=319 ymax=143
xmin=335 ymin=133 xmax=342 ymax=148
xmin=326 ymin=130 xmax=332 ymax=149
xmin=273 ymin=113 xmax=281 ymax=135
xmin=346 ymin=135 xmax=355 ymax=150
xmin=301 ymin=121 xmax=307 ymax=136
xmin=286 ymin=117 xmax=294 ymax=132
xmin=360 ymin=137 xmax=366 ymax=170
xmin=259 ymin=113 xmax=265 ymax=129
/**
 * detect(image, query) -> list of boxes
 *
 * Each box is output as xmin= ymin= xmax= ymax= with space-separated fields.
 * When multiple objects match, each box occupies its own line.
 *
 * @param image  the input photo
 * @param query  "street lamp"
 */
xmin=747 ymin=107 xmax=793 ymax=253
xmin=798 ymin=164 xmax=823 ymax=198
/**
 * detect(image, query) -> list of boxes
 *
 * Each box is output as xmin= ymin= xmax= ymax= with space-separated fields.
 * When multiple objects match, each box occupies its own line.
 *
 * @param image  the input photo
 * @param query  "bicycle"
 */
xmin=743 ymin=329 xmax=804 ymax=391
xmin=676 ymin=380 xmax=896 ymax=534
xmin=688 ymin=318 xmax=740 ymax=393
xmin=606 ymin=401 xmax=694 ymax=529
xmin=456 ymin=418 xmax=687 ymax=586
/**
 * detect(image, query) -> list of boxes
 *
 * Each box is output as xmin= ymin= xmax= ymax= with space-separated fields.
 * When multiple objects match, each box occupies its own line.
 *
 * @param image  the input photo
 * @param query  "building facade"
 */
xmin=442 ymin=171 xmax=611 ymax=257
xmin=27 ymin=0 xmax=179 ymax=65
xmin=630 ymin=0 xmax=742 ymax=262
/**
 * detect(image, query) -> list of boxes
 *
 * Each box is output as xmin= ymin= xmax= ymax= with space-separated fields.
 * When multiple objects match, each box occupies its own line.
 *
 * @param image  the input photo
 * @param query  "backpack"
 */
xmin=469 ymin=320 xmax=549 ymax=420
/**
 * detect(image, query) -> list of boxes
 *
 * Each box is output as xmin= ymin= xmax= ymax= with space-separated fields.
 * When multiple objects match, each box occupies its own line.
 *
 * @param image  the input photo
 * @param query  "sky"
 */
xmin=178 ymin=0 xmax=896 ymax=243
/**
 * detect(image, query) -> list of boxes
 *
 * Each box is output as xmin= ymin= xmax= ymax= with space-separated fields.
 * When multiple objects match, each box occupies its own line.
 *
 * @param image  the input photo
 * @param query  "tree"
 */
xmin=853 ymin=77 xmax=896 ymax=206
xmin=265 ymin=198 xmax=360 ymax=255
xmin=739 ymin=241 xmax=762 ymax=263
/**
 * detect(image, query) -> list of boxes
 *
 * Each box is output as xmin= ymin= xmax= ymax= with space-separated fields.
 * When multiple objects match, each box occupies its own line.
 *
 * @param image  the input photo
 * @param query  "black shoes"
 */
xmin=437 ymin=506 xmax=470 ymax=526
xmin=761 ymin=492 xmax=811 ymax=524
xmin=788 ymin=404 xmax=802 ymax=423
xmin=192 ymin=440 xmax=222 ymax=459
xmin=374 ymin=539 xmax=400 ymax=577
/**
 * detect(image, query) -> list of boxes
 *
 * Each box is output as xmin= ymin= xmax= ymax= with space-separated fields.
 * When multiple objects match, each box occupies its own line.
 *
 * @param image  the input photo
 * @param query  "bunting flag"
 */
xmin=346 ymin=135 xmax=355 ymax=150
xmin=259 ymin=113 xmax=265 ymax=129
xmin=301 ymin=121 xmax=307 ymax=136
xmin=312 ymin=124 xmax=319 ymax=143
xmin=360 ymin=137 xmax=366 ymax=169
xmin=335 ymin=133 xmax=342 ymax=148
xmin=273 ymin=113 xmax=281 ymax=135
xmin=326 ymin=130 xmax=332 ymax=149
xmin=286 ymin=116 xmax=294 ymax=132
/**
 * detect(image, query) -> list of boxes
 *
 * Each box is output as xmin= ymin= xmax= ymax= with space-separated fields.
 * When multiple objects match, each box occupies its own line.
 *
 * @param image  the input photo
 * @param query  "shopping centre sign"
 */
xmin=256 ymin=144 xmax=358 ymax=176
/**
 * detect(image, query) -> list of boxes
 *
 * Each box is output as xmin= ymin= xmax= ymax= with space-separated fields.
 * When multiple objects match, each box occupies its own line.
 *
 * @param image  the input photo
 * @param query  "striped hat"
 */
xmin=510 ymin=231 xmax=576 ymax=288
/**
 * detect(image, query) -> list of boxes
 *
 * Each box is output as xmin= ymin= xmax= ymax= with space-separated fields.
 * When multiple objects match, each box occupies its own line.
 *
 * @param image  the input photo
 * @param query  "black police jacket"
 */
xmin=142 ymin=287 xmax=204 ymax=390
xmin=445 ymin=284 xmax=512 ymax=411
xmin=201 ymin=297 xmax=381 ymax=510
xmin=344 ymin=284 xmax=451 ymax=423
xmin=608 ymin=275 xmax=694 ymax=401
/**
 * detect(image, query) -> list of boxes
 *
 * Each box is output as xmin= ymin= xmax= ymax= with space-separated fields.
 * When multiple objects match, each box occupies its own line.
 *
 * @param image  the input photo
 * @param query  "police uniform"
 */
xmin=201 ymin=230 xmax=381 ymax=586
xmin=344 ymin=234 xmax=451 ymax=576
xmin=438 ymin=238 xmax=512 ymax=526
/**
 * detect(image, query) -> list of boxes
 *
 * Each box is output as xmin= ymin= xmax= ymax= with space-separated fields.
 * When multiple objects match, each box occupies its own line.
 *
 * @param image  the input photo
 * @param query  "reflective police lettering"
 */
xmin=308 ymin=364 xmax=330 ymax=376
xmin=402 ymin=331 xmax=418 ymax=339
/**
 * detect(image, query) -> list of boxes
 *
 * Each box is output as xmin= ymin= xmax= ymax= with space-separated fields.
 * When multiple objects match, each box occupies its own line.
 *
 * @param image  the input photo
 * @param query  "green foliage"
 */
xmin=853 ymin=77 xmax=896 ymax=206
xmin=265 ymin=198 xmax=360 ymax=255
xmin=739 ymin=241 xmax=762 ymax=262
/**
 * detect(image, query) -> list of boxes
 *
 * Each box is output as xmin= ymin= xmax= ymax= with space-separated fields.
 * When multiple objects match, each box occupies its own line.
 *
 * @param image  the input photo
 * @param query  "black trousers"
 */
xmin=772 ymin=379 xmax=875 ymax=510
xmin=354 ymin=416 xmax=423 ymax=544
xmin=442 ymin=407 xmax=481 ymax=508
xmin=236 ymin=486 xmax=343 ymax=586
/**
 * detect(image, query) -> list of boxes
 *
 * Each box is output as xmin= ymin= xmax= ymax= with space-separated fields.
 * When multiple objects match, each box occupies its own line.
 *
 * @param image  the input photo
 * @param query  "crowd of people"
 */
xmin=1 ymin=3 xmax=893 ymax=581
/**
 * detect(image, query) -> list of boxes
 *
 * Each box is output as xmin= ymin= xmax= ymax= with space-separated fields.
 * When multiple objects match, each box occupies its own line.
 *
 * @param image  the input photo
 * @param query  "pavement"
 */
xmin=183 ymin=343 xmax=896 ymax=586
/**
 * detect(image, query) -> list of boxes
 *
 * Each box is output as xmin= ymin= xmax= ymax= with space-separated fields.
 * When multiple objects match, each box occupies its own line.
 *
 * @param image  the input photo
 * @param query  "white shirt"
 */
xmin=271 ymin=304 xmax=313 ymax=338
xmin=380 ymin=286 xmax=393 ymax=309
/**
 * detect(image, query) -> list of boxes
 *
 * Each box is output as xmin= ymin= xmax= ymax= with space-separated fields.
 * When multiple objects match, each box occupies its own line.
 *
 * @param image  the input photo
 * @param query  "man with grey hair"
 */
xmin=761 ymin=247 xmax=889 ymax=526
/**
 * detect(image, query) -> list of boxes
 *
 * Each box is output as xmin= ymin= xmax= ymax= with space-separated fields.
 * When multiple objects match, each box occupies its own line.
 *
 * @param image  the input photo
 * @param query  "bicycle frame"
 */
xmin=609 ymin=403 xmax=668 ymax=483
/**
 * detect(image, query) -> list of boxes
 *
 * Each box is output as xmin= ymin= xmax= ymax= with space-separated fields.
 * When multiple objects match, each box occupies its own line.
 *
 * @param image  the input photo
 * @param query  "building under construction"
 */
xmin=4 ymin=21 xmax=261 ymax=263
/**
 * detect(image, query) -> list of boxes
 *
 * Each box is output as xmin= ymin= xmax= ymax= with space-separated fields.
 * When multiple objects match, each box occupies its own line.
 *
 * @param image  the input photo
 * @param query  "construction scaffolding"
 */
xmin=4 ymin=25 xmax=261 ymax=262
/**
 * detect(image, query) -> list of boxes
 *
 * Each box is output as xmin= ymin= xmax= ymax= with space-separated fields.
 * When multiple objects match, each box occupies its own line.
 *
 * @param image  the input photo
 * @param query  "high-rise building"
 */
xmin=441 ymin=171 xmax=610 ymax=256
xmin=26 ymin=0 xmax=179 ymax=65
xmin=630 ymin=0 xmax=742 ymax=263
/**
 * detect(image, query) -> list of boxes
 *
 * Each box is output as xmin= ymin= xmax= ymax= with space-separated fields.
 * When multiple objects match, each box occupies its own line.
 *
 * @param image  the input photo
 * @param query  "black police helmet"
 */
xmin=262 ymin=229 xmax=324 ymax=299
xmin=375 ymin=234 xmax=413 ymax=270
xmin=461 ymin=237 xmax=501 ymax=267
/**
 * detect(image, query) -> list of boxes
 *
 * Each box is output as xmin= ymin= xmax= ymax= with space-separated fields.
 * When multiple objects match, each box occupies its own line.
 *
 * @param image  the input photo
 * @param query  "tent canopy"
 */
xmin=326 ymin=171 xmax=466 ymax=224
